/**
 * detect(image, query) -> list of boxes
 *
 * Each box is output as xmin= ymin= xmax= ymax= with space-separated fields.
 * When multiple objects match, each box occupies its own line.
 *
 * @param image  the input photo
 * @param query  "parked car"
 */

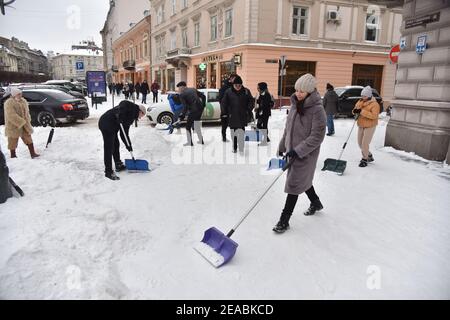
xmin=14 ymin=84 xmax=86 ymax=101
xmin=0 ymin=89 xmax=89 ymax=127
xmin=43 ymin=80 xmax=87 ymax=96
xmin=146 ymin=89 xmax=220 ymax=124
xmin=334 ymin=86 xmax=383 ymax=117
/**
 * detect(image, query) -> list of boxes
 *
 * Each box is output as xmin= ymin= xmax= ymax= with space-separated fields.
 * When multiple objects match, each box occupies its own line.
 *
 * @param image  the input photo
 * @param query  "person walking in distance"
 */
xmin=141 ymin=80 xmax=150 ymax=104
xmin=151 ymin=81 xmax=160 ymax=103
xmin=273 ymin=74 xmax=327 ymax=233
xmin=352 ymin=86 xmax=380 ymax=168
xmin=323 ymin=83 xmax=338 ymax=136
xmin=255 ymin=82 xmax=274 ymax=146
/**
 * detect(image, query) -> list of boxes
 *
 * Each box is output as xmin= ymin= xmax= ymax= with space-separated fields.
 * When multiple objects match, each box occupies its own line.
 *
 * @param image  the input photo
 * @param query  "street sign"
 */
xmin=75 ymin=61 xmax=84 ymax=71
xmin=389 ymin=44 xmax=400 ymax=64
xmin=86 ymin=71 xmax=107 ymax=104
xmin=416 ymin=35 xmax=427 ymax=54
xmin=280 ymin=55 xmax=287 ymax=69
xmin=400 ymin=37 xmax=406 ymax=50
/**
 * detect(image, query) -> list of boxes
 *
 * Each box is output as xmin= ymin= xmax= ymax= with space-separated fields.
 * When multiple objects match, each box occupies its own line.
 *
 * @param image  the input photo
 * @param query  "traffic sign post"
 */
xmin=389 ymin=44 xmax=400 ymax=64
xmin=279 ymin=55 xmax=287 ymax=110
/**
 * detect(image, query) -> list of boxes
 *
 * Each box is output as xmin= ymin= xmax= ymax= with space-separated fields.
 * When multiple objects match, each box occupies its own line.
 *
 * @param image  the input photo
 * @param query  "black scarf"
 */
xmin=294 ymin=93 xmax=311 ymax=116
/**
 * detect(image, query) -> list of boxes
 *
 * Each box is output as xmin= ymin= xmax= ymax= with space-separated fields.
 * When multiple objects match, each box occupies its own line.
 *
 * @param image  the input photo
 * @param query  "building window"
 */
xmin=182 ymin=0 xmax=188 ymax=9
xmin=194 ymin=22 xmax=200 ymax=47
xmin=171 ymin=30 xmax=177 ymax=50
xmin=161 ymin=35 xmax=166 ymax=55
xmin=182 ymin=27 xmax=188 ymax=48
xmin=210 ymin=15 xmax=218 ymax=41
xmin=225 ymin=9 xmax=233 ymax=37
xmin=365 ymin=13 xmax=379 ymax=42
xmin=172 ymin=0 xmax=176 ymax=15
xmin=292 ymin=6 xmax=308 ymax=35
xmin=143 ymin=34 xmax=149 ymax=57
xmin=157 ymin=5 xmax=165 ymax=24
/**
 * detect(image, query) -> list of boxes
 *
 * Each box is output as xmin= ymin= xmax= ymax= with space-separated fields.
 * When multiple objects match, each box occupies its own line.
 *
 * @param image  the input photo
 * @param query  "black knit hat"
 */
xmin=232 ymin=75 xmax=243 ymax=85
xmin=176 ymin=81 xmax=187 ymax=87
xmin=258 ymin=82 xmax=268 ymax=91
xmin=326 ymin=83 xmax=334 ymax=90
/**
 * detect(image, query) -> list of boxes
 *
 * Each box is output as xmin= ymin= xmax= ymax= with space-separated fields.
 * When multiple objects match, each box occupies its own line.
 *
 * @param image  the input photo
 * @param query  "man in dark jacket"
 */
xmin=141 ymin=80 xmax=150 ymax=104
xmin=151 ymin=81 xmax=160 ymax=103
xmin=255 ymin=82 xmax=273 ymax=146
xmin=322 ymin=83 xmax=339 ymax=136
xmin=177 ymin=81 xmax=205 ymax=146
xmin=98 ymin=101 xmax=146 ymax=180
xmin=218 ymin=74 xmax=237 ymax=142
xmin=221 ymin=75 xmax=254 ymax=153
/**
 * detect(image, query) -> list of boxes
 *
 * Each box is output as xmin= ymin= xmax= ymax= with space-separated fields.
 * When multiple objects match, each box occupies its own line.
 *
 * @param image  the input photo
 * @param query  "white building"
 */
xmin=51 ymin=49 xmax=103 ymax=81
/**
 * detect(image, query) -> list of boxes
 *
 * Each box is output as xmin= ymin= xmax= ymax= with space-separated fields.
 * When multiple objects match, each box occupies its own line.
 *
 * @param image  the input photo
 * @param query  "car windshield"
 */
xmin=334 ymin=88 xmax=346 ymax=97
xmin=41 ymin=90 xmax=76 ymax=101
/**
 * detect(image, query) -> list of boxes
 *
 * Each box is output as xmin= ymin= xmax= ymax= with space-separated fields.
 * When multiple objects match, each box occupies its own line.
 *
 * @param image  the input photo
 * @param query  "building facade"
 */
xmin=150 ymin=0 xmax=402 ymax=99
xmin=0 ymin=44 xmax=18 ymax=73
xmin=51 ymin=49 xmax=103 ymax=81
xmin=383 ymin=0 xmax=450 ymax=163
xmin=112 ymin=16 xmax=152 ymax=84
xmin=100 ymin=0 xmax=152 ymax=83
xmin=0 ymin=36 xmax=49 ymax=76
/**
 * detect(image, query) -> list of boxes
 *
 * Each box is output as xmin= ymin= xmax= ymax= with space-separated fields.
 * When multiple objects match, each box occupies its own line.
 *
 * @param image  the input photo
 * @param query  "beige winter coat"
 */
xmin=4 ymin=97 xmax=34 ymax=138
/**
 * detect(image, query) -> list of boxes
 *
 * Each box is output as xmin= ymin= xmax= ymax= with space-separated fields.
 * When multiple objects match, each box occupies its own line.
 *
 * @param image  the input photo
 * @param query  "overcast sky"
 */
xmin=0 ymin=0 xmax=109 ymax=54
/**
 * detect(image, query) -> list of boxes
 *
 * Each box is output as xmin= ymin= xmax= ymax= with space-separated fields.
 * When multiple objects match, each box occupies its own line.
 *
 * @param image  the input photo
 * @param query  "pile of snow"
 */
xmin=0 ymin=95 xmax=449 ymax=299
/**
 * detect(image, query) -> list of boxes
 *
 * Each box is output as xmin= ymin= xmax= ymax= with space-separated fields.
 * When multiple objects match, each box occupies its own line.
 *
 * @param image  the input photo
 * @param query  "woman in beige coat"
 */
xmin=352 ymin=86 xmax=380 ymax=168
xmin=4 ymin=88 xmax=40 ymax=159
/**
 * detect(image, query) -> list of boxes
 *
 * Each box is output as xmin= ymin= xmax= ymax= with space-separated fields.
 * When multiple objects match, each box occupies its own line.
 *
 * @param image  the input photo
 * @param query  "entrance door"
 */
xmin=352 ymin=64 xmax=383 ymax=93
xmin=209 ymin=63 xmax=217 ymax=89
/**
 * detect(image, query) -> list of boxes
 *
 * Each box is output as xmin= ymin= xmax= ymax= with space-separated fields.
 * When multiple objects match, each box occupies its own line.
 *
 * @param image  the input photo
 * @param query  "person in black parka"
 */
xmin=177 ymin=81 xmax=205 ymax=146
xmin=221 ymin=75 xmax=254 ymax=153
xmin=98 ymin=101 xmax=146 ymax=180
xmin=218 ymin=74 xmax=237 ymax=142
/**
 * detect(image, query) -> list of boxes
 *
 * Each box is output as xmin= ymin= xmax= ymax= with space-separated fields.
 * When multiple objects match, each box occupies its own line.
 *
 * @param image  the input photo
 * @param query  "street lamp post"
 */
xmin=279 ymin=55 xmax=287 ymax=110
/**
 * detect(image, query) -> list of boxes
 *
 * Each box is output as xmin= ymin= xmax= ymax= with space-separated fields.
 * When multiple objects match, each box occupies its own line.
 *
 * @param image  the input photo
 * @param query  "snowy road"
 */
xmin=0 ymin=96 xmax=449 ymax=299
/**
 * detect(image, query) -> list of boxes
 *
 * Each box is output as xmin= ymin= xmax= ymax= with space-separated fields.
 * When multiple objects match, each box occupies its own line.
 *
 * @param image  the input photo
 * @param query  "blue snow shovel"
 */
xmin=194 ymin=158 xmax=294 ymax=268
xmin=119 ymin=123 xmax=151 ymax=172
xmin=267 ymin=157 xmax=287 ymax=170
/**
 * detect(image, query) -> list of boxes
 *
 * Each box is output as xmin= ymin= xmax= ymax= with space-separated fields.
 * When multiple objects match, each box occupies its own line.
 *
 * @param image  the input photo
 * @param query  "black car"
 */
xmin=44 ymin=80 xmax=87 ymax=96
xmin=334 ymin=86 xmax=383 ymax=117
xmin=18 ymin=84 xmax=86 ymax=101
xmin=0 ymin=89 xmax=89 ymax=127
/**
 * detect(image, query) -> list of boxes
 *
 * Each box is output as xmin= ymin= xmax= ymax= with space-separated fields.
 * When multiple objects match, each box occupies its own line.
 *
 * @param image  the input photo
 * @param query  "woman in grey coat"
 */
xmin=274 ymin=73 xmax=327 ymax=233
xmin=323 ymin=83 xmax=339 ymax=136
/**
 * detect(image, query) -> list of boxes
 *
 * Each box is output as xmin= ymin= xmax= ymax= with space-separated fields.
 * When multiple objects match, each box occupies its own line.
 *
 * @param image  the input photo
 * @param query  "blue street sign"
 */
xmin=416 ymin=35 xmax=427 ymax=54
xmin=400 ymin=37 xmax=406 ymax=50
xmin=76 ymin=61 xmax=84 ymax=70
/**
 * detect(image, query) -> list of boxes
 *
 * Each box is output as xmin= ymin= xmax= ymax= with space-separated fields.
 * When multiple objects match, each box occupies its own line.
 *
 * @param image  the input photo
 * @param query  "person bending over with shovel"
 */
xmin=274 ymin=73 xmax=327 ymax=233
xmin=98 ymin=100 xmax=146 ymax=181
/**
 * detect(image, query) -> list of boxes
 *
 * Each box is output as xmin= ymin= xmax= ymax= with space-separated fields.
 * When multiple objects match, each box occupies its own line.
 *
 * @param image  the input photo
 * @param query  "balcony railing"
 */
xmin=166 ymin=47 xmax=191 ymax=58
xmin=123 ymin=60 xmax=136 ymax=70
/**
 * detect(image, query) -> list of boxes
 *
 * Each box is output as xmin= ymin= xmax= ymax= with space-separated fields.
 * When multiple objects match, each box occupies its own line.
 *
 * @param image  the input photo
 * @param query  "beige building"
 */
xmin=0 ymin=44 xmax=18 ymax=73
xmin=150 ymin=0 xmax=402 ymax=101
xmin=52 ymin=49 xmax=103 ymax=81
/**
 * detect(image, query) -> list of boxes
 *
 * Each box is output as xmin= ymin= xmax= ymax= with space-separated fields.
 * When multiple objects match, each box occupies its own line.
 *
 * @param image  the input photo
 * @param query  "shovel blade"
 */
xmin=322 ymin=158 xmax=347 ymax=175
xmin=195 ymin=227 xmax=238 ymax=268
xmin=267 ymin=158 xmax=287 ymax=170
xmin=125 ymin=159 xmax=151 ymax=172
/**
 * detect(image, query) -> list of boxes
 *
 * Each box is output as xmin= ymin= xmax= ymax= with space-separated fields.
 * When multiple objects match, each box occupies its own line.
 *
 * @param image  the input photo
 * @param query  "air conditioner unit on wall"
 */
xmin=327 ymin=10 xmax=339 ymax=21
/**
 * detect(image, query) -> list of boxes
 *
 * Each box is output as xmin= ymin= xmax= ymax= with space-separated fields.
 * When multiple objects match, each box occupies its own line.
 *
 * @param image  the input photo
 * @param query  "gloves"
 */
xmin=126 ymin=144 xmax=133 ymax=152
xmin=179 ymin=113 xmax=186 ymax=121
xmin=286 ymin=150 xmax=297 ymax=158
xmin=278 ymin=151 xmax=284 ymax=157
xmin=353 ymin=109 xmax=362 ymax=114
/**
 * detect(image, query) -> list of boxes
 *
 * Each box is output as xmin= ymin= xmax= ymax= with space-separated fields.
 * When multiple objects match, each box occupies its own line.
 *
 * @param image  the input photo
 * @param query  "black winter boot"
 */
xmin=368 ymin=153 xmax=374 ymax=162
xmin=304 ymin=199 xmax=323 ymax=216
xmin=359 ymin=159 xmax=368 ymax=167
xmin=115 ymin=161 xmax=127 ymax=172
xmin=105 ymin=172 xmax=120 ymax=181
xmin=272 ymin=211 xmax=292 ymax=233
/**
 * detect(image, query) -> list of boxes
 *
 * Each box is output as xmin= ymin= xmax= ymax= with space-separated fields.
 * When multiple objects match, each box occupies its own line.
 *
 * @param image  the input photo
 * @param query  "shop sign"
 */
xmin=416 ymin=35 xmax=427 ymax=54
xmin=405 ymin=12 xmax=440 ymax=29
xmin=202 ymin=54 xmax=223 ymax=63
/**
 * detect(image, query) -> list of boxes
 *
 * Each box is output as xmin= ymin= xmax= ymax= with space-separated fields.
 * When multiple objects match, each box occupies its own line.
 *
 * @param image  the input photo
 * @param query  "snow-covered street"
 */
xmin=0 ymin=96 xmax=449 ymax=299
